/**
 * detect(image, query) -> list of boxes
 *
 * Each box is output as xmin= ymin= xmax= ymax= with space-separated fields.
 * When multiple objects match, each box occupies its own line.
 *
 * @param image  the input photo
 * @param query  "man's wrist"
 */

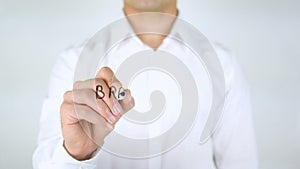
xmin=63 ymin=140 xmax=97 ymax=161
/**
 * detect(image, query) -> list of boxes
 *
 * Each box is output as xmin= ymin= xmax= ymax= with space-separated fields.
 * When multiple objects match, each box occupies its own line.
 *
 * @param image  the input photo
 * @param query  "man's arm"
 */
xmin=32 ymin=47 xmax=133 ymax=169
xmin=212 ymin=45 xmax=258 ymax=169
xmin=32 ymin=48 xmax=98 ymax=168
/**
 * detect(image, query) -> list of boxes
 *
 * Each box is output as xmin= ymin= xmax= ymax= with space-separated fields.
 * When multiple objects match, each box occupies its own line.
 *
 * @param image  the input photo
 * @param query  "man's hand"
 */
xmin=60 ymin=67 xmax=135 ymax=160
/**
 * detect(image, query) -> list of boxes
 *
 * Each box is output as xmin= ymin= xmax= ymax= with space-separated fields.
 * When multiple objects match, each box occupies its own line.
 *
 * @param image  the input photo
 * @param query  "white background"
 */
xmin=0 ymin=0 xmax=299 ymax=168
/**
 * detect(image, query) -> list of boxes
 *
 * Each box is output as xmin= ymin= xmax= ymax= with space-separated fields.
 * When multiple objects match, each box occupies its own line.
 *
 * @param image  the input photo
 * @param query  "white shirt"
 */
xmin=33 ymin=14 xmax=258 ymax=169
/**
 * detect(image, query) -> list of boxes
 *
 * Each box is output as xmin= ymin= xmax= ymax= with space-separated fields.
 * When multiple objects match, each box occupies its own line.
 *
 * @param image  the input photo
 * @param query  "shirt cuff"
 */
xmin=51 ymin=138 xmax=101 ymax=169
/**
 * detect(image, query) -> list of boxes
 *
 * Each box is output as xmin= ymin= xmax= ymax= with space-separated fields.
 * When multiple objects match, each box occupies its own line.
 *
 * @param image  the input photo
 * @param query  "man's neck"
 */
xmin=123 ymin=5 xmax=178 ymax=50
xmin=123 ymin=3 xmax=178 ymax=16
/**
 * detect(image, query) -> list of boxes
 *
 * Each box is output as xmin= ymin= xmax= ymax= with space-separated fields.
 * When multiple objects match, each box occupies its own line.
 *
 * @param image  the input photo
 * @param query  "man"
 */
xmin=33 ymin=0 xmax=258 ymax=168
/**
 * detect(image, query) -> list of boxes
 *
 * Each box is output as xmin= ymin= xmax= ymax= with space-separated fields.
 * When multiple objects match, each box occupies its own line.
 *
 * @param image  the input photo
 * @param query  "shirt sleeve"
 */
xmin=211 ymin=44 xmax=258 ymax=169
xmin=32 ymin=46 xmax=105 ymax=169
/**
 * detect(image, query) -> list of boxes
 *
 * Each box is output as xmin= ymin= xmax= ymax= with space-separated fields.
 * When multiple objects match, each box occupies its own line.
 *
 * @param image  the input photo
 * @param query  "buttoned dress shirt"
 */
xmin=33 ymin=12 xmax=258 ymax=169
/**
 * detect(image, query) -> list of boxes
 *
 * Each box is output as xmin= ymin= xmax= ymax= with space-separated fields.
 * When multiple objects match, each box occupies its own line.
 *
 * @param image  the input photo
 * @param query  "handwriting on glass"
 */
xmin=96 ymin=85 xmax=126 ymax=100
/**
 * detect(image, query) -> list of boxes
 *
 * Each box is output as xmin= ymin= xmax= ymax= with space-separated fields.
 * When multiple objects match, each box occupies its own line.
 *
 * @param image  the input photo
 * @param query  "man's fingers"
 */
xmin=60 ymin=102 xmax=114 ymax=132
xmin=73 ymin=78 xmax=107 ymax=91
xmin=73 ymin=79 xmax=121 ymax=114
xmin=119 ymin=89 xmax=135 ymax=112
xmin=97 ymin=98 xmax=120 ymax=124
xmin=96 ymin=66 xmax=122 ymax=88
xmin=75 ymin=67 xmax=126 ymax=102
xmin=64 ymin=89 xmax=100 ymax=112
xmin=64 ymin=89 xmax=121 ymax=124
xmin=74 ymin=103 xmax=114 ymax=144
xmin=74 ymin=104 xmax=105 ymax=126
xmin=69 ymin=67 xmax=133 ymax=125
